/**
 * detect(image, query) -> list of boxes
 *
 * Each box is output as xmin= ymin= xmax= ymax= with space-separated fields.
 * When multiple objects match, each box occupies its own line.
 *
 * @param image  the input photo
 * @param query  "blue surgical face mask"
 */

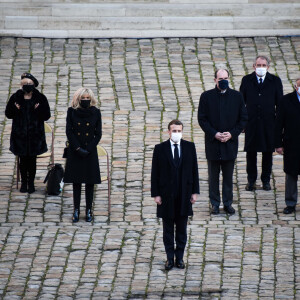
xmin=218 ymin=79 xmax=229 ymax=90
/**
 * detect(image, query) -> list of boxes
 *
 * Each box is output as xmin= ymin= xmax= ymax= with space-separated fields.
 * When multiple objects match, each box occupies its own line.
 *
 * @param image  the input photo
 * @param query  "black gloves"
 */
xmin=77 ymin=147 xmax=90 ymax=158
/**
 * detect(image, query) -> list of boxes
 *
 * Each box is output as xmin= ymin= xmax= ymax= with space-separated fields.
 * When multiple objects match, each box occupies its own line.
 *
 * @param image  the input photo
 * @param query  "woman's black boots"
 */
xmin=19 ymin=158 xmax=28 ymax=193
xmin=85 ymin=184 xmax=94 ymax=222
xmin=72 ymin=209 xmax=80 ymax=223
xmin=19 ymin=156 xmax=36 ymax=193
xmin=72 ymin=183 xmax=94 ymax=222
xmin=27 ymin=157 xmax=36 ymax=193
xmin=73 ymin=183 xmax=81 ymax=223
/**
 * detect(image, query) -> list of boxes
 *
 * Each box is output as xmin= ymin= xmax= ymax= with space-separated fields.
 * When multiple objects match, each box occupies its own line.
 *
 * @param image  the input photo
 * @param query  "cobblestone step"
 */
xmin=0 ymin=1 xmax=299 ymax=37
xmin=1 ymin=3 xmax=299 ymax=17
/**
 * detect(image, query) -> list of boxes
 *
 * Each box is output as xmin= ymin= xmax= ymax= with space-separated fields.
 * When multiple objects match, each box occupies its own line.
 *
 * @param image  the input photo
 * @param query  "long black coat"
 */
xmin=5 ymin=89 xmax=51 ymax=156
xmin=274 ymin=91 xmax=300 ymax=176
xmin=64 ymin=106 xmax=102 ymax=184
xmin=151 ymin=139 xmax=199 ymax=219
xmin=198 ymin=87 xmax=248 ymax=161
xmin=240 ymin=71 xmax=283 ymax=152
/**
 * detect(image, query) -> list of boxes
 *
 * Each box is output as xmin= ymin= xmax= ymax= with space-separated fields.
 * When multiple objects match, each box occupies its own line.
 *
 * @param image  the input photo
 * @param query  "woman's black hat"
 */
xmin=21 ymin=73 xmax=39 ymax=87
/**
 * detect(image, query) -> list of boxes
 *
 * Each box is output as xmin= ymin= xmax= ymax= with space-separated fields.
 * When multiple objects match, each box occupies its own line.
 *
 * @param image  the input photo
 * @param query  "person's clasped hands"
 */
xmin=14 ymin=102 xmax=40 ymax=110
xmin=215 ymin=132 xmax=232 ymax=143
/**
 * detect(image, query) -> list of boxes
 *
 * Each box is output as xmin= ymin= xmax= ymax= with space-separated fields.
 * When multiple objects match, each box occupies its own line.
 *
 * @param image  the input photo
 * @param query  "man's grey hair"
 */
xmin=254 ymin=55 xmax=271 ymax=66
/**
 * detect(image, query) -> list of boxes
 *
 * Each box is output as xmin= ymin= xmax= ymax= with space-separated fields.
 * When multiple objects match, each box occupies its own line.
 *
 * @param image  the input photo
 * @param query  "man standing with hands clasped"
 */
xmin=151 ymin=120 xmax=199 ymax=270
xmin=198 ymin=69 xmax=248 ymax=215
xmin=240 ymin=55 xmax=283 ymax=191
xmin=275 ymin=77 xmax=300 ymax=214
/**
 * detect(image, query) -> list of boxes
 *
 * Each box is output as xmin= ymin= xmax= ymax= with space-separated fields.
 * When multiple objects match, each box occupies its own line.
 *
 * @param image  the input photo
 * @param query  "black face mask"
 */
xmin=218 ymin=79 xmax=229 ymax=90
xmin=80 ymin=100 xmax=91 ymax=109
xmin=23 ymin=84 xmax=35 ymax=93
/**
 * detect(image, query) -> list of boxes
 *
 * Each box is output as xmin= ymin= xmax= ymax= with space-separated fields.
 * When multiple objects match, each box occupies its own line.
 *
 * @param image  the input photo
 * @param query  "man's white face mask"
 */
xmin=171 ymin=132 xmax=182 ymax=143
xmin=256 ymin=67 xmax=267 ymax=77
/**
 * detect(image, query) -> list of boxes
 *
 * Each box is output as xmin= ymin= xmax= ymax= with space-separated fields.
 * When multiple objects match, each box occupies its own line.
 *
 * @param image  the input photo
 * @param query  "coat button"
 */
xmin=78 ymin=133 xmax=80 ymax=135
xmin=259 ymin=94 xmax=261 ymax=96
xmin=86 ymin=123 xmax=89 ymax=126
xmin=86 ymin=133 xmax=89 ymax=136
xmin=78 ymin=122 xmax=81 ymax=125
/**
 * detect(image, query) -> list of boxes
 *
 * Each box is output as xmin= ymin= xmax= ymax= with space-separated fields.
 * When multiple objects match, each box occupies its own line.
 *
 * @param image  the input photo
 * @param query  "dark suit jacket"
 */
xmin=198 ymin=87 xmax=248 ymax=161
xmin=151 ymin=139 xmax=199 ymax=219
xmin=240 ymin=71 xmax=283 ymax=152
xmin=275 ymin=91 xmax=300 ymax=176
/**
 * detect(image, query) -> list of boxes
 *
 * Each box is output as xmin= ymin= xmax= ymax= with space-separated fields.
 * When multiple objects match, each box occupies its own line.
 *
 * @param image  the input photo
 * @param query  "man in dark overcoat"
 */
xmin=151 ymin=120 xmax=199 ymax=271
xmin=275 ymin=77 xmax=300 ymax=214
xmin=240 ymin=55 xmax=283 ymax=191
xmin=198 ymin=69 xmax=247 ymax=215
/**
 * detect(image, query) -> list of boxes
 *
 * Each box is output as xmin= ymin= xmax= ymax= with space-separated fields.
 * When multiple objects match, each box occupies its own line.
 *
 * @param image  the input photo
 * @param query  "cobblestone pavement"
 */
xmin=0 ymin=37 xmax=300 ymax=299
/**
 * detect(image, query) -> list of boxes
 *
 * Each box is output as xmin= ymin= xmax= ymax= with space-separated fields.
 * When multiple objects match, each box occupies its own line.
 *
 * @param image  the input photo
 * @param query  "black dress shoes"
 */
xmin=263 ymin=182 xmax=271 ymax=191
xmin=28 ymin=182 xmax=35 ymax=194
xmin=211 ymin=205 xmax=219 ymax=215
xmin=283 ymin=206 xmax=296 ymax=214
xmin=176 ymin=259 xmax=185 ymax=269
xmin=165 ymin=259 xmax=174 ymax=271
xmin=224 ymin=205 xmax=235 ymax=215
xmin=245 ymin=182 xmax=256 ymax=191
xmin=86 ymin=209 xmax=93 ymax=222
xmin=20 ymin=182 xmax=28 ymax=193
xmin=72 ymin=209 xmax=80 ymax=223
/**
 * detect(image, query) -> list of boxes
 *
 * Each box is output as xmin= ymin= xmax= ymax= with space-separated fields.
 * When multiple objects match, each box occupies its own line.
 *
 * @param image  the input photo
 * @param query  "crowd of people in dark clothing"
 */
xmin=5 ymin=55 xmax=300 ymax=270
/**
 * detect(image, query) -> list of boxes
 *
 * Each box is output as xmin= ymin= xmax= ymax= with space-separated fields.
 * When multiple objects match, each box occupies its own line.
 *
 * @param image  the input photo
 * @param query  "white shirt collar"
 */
xmin=170 ymin=139 xmax=181 ymax=146
xmin=256 ymin=74 xmax=266 ymax=83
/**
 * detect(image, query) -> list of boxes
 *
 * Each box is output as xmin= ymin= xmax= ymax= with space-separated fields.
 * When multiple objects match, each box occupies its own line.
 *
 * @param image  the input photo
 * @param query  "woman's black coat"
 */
xmin=151 ymin=139 xmax=199 ymax=219
xmin=198 ymin=87 xmax=248 ymax=161
xmin=5 ymin=89 xmax=51 ymax=156
xmin=274 ymin=91 xmax=300 ymax=176
xmin=64 ymin=106 xmax=102 ymax=184
xmin=240 ymin=71 xmax=283 ymax=152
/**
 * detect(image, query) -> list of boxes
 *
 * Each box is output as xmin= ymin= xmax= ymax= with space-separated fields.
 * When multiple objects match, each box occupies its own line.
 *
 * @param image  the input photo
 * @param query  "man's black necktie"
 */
xmin=259 ymin=78 xmax=263 ymax=85
xmin=174 ymin=143 xmax=179 ymax=167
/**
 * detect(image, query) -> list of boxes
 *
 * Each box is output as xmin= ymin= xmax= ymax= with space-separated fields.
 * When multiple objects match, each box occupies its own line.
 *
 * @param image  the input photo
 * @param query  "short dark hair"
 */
xmin=214 ymin=69 xmax=229 ymax=79
xmin=168 ymin=119 xmax=183 ymax=130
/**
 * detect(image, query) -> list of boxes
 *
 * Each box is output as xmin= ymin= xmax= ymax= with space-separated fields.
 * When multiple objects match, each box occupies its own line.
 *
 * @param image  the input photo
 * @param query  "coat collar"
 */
xmin=15 ymin=88 xmax=40 ymax=104
xmin=290 ymin=91 xmax=300 ymax=110
xmin=250 ymin=71 xmax=273 ymax=85
xmin=214 ymin=86 xmax=232 ymax=95
xmin=163 ymin=139 xmax=186 ymax=168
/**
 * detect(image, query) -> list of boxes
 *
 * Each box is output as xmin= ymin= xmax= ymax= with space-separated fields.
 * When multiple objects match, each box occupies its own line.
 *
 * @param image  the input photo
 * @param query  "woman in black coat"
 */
xmin=64 ymin=87 xmax=102 ymax=223
xmin=5 ymin=73 xmax=51 ymax=193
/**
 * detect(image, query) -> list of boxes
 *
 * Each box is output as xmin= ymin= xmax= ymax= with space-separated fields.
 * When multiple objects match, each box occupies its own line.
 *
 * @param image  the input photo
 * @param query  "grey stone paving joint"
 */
xmin=0 ymin=36 xmax=300 ymax=299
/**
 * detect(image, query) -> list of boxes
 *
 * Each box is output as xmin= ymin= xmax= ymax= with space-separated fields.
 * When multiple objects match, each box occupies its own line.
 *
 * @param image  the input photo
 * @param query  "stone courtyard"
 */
xmin=0 ymin=36 xmax=300 ymax=299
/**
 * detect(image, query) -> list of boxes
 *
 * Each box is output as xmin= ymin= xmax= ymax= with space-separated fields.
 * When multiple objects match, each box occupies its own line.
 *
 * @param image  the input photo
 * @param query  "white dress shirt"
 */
xmin=170 ymin=139 xmax=181 ymax=158
xmin=256 ymin=74 xmax=266 ymax=83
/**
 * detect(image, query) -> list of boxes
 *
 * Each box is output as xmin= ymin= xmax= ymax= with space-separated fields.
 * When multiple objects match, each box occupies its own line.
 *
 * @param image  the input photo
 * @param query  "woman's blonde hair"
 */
xmin=71 ymin=87 xmax=97 ymax=109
